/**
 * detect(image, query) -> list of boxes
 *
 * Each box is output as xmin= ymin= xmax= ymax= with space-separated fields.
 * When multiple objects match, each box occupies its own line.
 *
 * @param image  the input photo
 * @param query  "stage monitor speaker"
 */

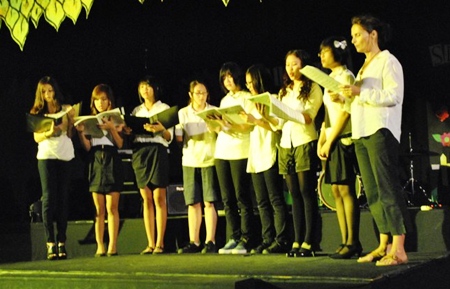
xmin=167 ymin=184 xmax=187 ymax=215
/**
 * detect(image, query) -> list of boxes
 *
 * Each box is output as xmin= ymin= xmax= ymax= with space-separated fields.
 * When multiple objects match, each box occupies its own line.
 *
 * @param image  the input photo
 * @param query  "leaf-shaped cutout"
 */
xmin=11 ymin=13 xmax=29 ymax=51
xmin=81 ymin=0 xmax=93 ymax=18
xmin=63 ymin=0 xmax=81 ymax=24
xmin=0 ymin=0 xmax=10 ymax=19
xmin=21 ymin=0 xmax=35 ymax=18
xmin=36 ymin=0 xmax=50 ymax=9
xmin=44 ymin=0 xmax=65 ymax=31
xmin=9 ymin=0 xmax=21 ymax=10
xmin=30 ymin=3 xmax=43 ymax=28
xmin=4 ymin=4 xmax=19 ymax=31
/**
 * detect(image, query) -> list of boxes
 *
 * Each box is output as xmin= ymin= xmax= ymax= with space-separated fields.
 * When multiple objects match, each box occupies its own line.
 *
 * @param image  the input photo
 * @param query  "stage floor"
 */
xmin=0 ymin=251 xmax=449 ymax=289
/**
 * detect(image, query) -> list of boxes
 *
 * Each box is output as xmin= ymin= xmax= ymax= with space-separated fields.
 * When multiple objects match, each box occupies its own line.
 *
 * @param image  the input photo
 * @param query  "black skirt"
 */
xmin=132 ymin=143 xmax=169 ymax=189
xmin=324 ymin=137 xmax=359 ymax=184
xmin=88 ymin=145 xmax=124 ymax=193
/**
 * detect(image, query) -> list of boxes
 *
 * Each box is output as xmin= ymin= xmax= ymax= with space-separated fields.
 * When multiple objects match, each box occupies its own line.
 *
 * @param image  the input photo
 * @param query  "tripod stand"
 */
xmin=402 ymin=133 xmax=433 ymax=206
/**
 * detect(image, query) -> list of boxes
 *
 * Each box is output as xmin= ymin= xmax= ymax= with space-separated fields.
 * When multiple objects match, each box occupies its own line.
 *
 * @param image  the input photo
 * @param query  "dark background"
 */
xmin=0 ymin=0 xmax=449 ymax=222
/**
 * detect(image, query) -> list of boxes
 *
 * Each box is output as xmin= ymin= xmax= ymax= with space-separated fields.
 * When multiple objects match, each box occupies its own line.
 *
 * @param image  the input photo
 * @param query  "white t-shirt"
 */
xmin=37 ymin=131 xmax=74 ymax=161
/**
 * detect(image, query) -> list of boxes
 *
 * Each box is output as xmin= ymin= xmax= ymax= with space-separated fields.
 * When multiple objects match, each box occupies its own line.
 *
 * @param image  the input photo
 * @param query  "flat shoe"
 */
xmin=153 ymin=246 xmax=164 ymax=254
xmin=94 ymin=253 xmax=106 ymax=257
xmin=140 ymin=246 xmax=154 ymax=255
xmin=357 ymin=250 xmax=385 ymax=263
xmin=376 ymin=254 xmax=408 ymax=266
xmin=107 ymin=252 xmax=118 ymax=257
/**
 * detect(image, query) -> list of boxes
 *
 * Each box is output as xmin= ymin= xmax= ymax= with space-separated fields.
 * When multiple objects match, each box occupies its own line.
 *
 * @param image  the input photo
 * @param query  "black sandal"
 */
xmin=47 ymin=244 xmax=58 ymax=260
xmin=58 ymin=244 xmax=67 ymax=260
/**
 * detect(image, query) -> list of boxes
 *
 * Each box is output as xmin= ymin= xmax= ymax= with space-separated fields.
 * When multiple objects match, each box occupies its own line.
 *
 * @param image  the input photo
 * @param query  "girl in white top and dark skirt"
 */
xmin=76 ymin=84 xmax=124 ymax=257
xmin=130 ymin=75 xmax=173 ymax=255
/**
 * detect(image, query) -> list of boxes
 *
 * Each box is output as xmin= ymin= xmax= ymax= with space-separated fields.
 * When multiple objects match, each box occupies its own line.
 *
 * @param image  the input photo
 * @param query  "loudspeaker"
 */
xmin=167 ymin=184 xmax=187 ymax=215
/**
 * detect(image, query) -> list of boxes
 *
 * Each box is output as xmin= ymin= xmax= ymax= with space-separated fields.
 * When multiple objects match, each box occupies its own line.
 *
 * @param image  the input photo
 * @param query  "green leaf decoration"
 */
xmin=81 ymin=0 xmax=93 ymax=18
xmin=44 ymin=0 xmax=65 ymax=31
xmin=11 ymin=13 xmax=28 ymax=50
xmin=432 ymin=134 xmax=443 ymax=143
xmin=20 ymin=0 xmax=35 ymax=19
xmin=4 ymin=3 xmax=18 ymax=31
xmin=0 ymin=0 xmax=10 ymax=19
xmin=63 ymin=0 xmax=81 ymax=24
xmin=30 ymin=2 xmax=43 ymax=28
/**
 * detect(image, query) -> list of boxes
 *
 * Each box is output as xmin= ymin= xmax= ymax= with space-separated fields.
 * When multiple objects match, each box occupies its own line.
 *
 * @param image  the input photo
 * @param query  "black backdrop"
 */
xmin=0 ymin=0 xmax=449 ymax=222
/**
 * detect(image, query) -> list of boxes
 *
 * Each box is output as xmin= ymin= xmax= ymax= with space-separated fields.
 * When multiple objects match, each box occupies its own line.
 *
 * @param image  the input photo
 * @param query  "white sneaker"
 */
xmin=231 ymin=240 xmax=248 ymax=254
xmin=218 ymin=239 xmax=238 ymax=254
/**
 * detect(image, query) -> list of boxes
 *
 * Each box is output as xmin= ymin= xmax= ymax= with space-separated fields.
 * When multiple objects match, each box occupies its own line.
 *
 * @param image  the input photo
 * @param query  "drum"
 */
xmin=317 ymin=171 xmax=364 ymax=211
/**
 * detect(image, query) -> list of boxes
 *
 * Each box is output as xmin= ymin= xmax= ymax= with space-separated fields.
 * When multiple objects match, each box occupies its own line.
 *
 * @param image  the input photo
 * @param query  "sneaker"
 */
xmin=202 ymin=241 xmax=216 ymax=254
xmin=250 ymin=242 xmax=271 ymax=254
xmin=231 ymin=239 xmax=249 ymax=254
xmin=218 ymin=239 xmax=238 ymax=254
xmin=178 ymin=242 xmax=202 ymax=254
xmin=262 ymin=241 xmax=289 ymax=254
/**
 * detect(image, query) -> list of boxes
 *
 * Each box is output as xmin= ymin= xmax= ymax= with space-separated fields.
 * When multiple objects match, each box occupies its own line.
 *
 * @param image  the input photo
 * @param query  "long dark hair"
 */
xmin=280 ymin=49 xmax=313 ymax=102
xmin=246 ymin=64 xmax=274 ymax=95
xmin=30 ymin=76 xmax=64 ymax=115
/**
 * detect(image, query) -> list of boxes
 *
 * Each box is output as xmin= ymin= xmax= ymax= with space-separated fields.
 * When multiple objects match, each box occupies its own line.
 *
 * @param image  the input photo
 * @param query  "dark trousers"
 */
xmin=215 ymin=158 xmax=253 ymax=241
xmin=38 ymin=159 xmax=71 ymax=243
xmin=251 ymin=163 xmax=288 ymax=244
xmin=354 ymin=129 xmax=408 ymax=235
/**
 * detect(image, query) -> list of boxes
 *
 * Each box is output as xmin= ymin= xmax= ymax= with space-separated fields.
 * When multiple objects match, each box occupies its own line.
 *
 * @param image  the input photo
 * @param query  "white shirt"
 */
xmin=214 ymin=90 xmax=252 ymax=160
xmin=177 ymin=104 xmax=217 ymax=167
xmin=37 ymin=131 xmax=74 ymax=161
xmin=246 ymin=101 xmax=280 ymax=173
xmin=131 ymin=101 xmax=174 ymax=147
xmin=278 ymin=82 xmax=323 ymax=148
xmin=323 ymin=66 xmax=355 ymax=138
xmin=351 ymin=50 xmax=404 ymax=142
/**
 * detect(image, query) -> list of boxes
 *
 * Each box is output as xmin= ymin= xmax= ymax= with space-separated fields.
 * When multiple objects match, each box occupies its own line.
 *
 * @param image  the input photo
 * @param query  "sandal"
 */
xmin=140 ymin=246 xmax=154 ymax=255
xmin=357 ymin=250 xmax=385 ymax=263
xmin=47 ymin=244 xmax=58 ymax=261
xmin=376 ymin=254 xmax=408 ymax=266
xmin=58 ymin=244 xmax=67 ymax=260
xmin=153 ymin=246 xmax=164 ymax=254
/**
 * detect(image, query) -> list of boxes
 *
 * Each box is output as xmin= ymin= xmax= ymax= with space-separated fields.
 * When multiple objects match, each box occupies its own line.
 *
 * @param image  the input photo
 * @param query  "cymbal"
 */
xmin=400 ymin=150 xmax=440 ymax=157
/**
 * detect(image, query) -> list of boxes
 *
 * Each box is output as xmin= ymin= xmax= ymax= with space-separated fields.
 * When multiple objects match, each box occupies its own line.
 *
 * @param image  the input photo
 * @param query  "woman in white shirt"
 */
xmin=30 ymin=76 xmax=75 ymax=260
xmin=242 ymin=64 xmax=289 ymax=254
xmin=176 ymin=80 xmax=220 ymax=254
xmin=76 ymin=84 xmax=124 ymax=257
xmin=265 ymin=50 xmax=323 ymax=257
xmin=130 ymin=75 xmax=173 ymax=255
xmin=214 ymin=62 xmax=255 ymax=254
xmin=341 ymin=15 xmax=409 ymax=266
xmin=317 ymin=36 xmax=361 ymax=259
